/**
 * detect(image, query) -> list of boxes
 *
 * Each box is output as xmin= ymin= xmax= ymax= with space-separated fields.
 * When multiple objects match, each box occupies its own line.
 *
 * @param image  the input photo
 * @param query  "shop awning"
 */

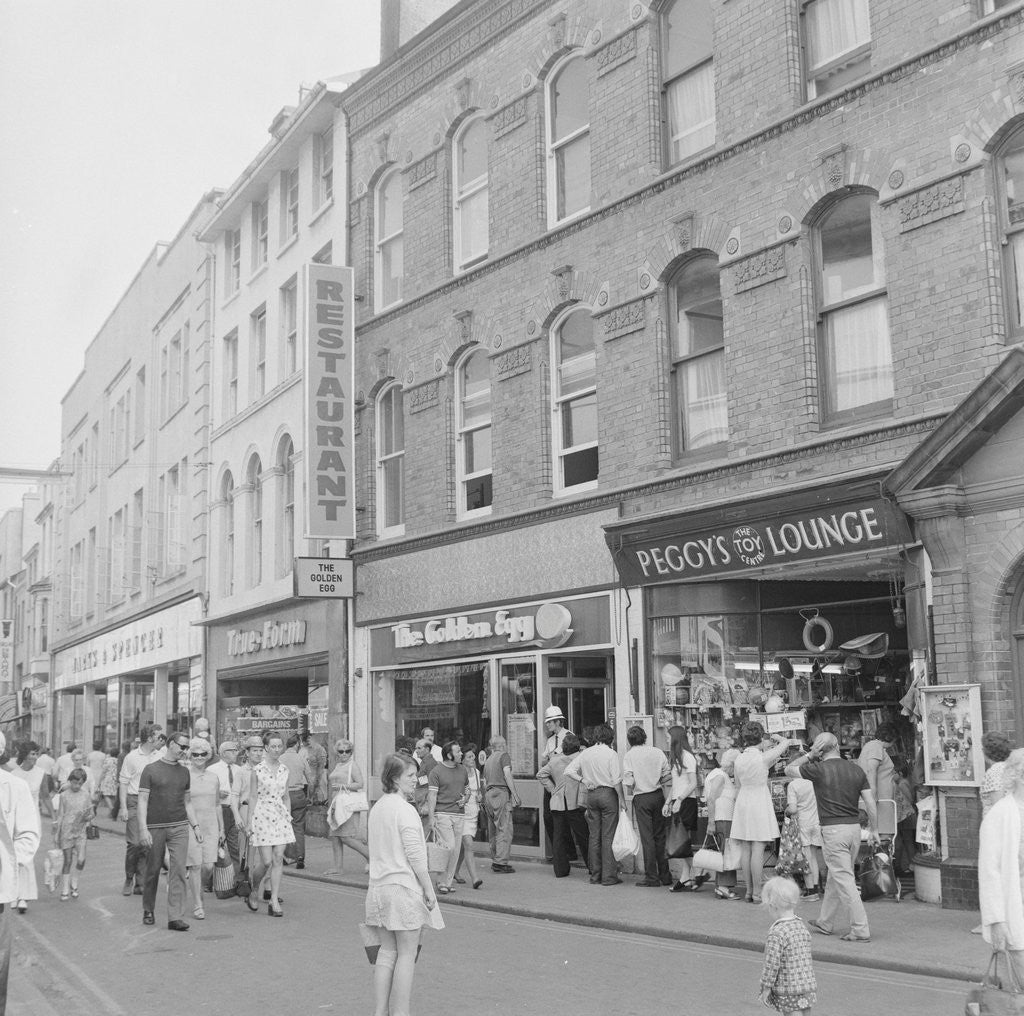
xmin=0 ymin=694 xmax=26 ymax=724
xmin=604 ymin=474 xmax=913 ymax=587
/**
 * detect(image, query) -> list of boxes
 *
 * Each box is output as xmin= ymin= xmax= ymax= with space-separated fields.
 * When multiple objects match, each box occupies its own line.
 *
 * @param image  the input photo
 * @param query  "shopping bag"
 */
xmin=965 ymin=950 xmax=1024 ymax=1015
xmin=665 ymin=813 xmax=692 ymax=859
xmin=304 ymin=802 xmax=330 ymax=838
xmin=213 ymin=855 xmax=237 ymax=900
xmin=426 ymin=829 xmax=450 ymax=873
xmin=774 ymin=816 xmax=810 ymax=878
xmin=859 ymin=843 xmax=900 ymax=901
xmin=692 ymin=833 xmax=725 ymax=874
xmin=722 ymin=836 xmax=742 ymax=870
xmin=612 ymin=809 xmax=639 ymax=862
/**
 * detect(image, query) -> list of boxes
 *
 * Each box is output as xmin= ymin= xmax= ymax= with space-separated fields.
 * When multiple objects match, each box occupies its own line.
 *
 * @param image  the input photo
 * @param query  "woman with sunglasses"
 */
xmin=186 ymin=737 xmax=223 ymax=919
xmin=325 ymin=738 xmax=370 ymax=875
xmin=245 ymin=732 xmax=294 ymax=916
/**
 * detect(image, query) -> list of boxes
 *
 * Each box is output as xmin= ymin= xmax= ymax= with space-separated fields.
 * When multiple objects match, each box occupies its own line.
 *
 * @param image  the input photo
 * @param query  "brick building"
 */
xmin=338 ymin=0 xmax=1024 ymax=900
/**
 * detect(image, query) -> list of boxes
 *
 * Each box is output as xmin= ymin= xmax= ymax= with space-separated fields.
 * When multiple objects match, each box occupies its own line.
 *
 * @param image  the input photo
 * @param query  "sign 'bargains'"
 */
xmin=304 ymin=263 xmax=355 ymax=540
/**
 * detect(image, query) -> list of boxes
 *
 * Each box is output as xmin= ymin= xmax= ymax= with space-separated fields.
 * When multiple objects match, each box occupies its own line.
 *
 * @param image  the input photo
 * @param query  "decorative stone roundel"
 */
xmin=631 ymin=3 xmax=644 ymax=20
xmin=433 ymin=132 xmax=442 ymax=146
xmin=597 ymin=290 xmax=609 ymax=306
xmin=954 ymin=142 xmax=972 ymax=164
xmin=725 ymin=237 xmax=740 ymax=256
xmin=639 ymin=273 xmax=652 ymax=291
xmin=357 ymin=181 xmax=366 ymax=196
xmin=434 ymin=357 xmax=444 ymax=374
xmin=591 ymin=29 xmax=602 ymax=44
xmin=527 ymin=320 xmax=537 ymax=335
xmin=778 ymin=215 xmax=793 ymax=234
xmin=490 ymin=94 xmax=500 ymax=109
xmin=523 ymin=73 xmax=533 ymax=90
xmin=493 ymin=334 xmax=503 ymax=349
xmin=887 ymin=170 xmax=905 ymax=190
xmin=405 ymin=370 xmax=414 ymax=385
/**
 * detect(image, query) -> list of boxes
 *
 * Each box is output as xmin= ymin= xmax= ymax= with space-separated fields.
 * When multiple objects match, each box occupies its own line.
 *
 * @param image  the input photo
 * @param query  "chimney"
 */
xmin=380 ymin=0 xmax=462 ymax=62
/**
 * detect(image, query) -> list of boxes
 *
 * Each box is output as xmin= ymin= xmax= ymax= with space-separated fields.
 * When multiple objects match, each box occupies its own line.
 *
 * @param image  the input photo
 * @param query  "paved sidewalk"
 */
xmin=94 ymin=814 xmax=991 ymax=983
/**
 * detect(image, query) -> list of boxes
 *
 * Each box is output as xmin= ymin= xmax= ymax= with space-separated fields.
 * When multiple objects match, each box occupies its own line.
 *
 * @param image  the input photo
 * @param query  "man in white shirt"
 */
xmin=208 ymin=741 xmax=243 ymax=868
xmin=622 ymin=725 xmax=672 ymax=887
xmin=421 ymin=727 xmax=443 ymax=765
xmin=118 ymin=724 xmax=163 ymax=895
xmin=565 ymin=723 xmax=626 ymax=886
xmin=55 ymin=742 xmax=76 ymax=786
xmin=0 ymin=731 xmax=39 ymax=1011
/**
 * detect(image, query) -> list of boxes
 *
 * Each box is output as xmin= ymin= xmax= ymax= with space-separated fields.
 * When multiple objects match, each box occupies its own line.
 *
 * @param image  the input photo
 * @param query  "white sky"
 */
xmin=0 ymin=0 xmax=381 ymax=517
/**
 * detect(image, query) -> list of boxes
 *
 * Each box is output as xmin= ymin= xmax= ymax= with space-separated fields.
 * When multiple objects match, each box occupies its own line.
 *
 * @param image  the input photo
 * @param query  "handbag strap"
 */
xmin=701 ymin=831 xmax=721 ymax=851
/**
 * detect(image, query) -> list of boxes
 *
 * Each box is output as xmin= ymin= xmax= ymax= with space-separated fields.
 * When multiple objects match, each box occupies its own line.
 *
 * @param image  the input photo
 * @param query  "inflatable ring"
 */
xmin=802 ymin=615 xmax=834 ymax=653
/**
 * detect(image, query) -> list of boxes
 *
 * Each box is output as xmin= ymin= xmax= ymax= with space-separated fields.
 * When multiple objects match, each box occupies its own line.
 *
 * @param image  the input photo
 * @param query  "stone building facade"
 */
xmin=339 ymin=0 xmax=1024 ymax=896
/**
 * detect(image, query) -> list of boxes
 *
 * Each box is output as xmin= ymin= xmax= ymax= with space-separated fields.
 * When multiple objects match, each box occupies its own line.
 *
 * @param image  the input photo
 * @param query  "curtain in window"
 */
xmin=1011 ymin=233 xmax=1024 ymax=328
xmin=806 ymin=0 xmax=870 ymax=70
xmin=668 ymin=61 xmax=715 ymax=163
xmin=826 ymin=296 xmax=893 ymax=413
xmin=681 ymin=352 xmax=727 ymax=448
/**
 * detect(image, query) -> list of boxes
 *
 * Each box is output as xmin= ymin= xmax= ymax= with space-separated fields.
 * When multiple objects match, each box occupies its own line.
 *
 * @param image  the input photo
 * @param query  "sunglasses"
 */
xmin=337 ymin=748 xmax=353 ymax=755
xmin=190 ymin=751 xmax=210 ymax=758
xmin=173 ymin=741 xmax=190 ymax=750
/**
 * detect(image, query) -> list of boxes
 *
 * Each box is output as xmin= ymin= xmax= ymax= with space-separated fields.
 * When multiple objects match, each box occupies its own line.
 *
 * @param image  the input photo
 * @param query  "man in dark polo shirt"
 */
xmin=786 ymin=732 xmax=879 ymax=942
xmin=138 ymin=733 xmax=202 ymax=931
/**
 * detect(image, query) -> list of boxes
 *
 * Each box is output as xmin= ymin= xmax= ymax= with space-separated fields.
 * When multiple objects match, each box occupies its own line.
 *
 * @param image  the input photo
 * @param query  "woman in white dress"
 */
xmin=11 ymin=741 xmax=49 ymax=913
xmin=325 ymin=738 xmax=370 ymax=874
xmin=245 ymin=733 xmax=294 ymax=916
xmin=365 ymin=753 xmax=442 ymax=1016
xmin=730 ymin=722 xmax=792 ymax=904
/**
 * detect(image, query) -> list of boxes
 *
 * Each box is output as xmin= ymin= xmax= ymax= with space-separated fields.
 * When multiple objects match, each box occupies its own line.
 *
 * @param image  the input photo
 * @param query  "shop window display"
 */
xmin=648 ymin=580 xmax=911 ymax=815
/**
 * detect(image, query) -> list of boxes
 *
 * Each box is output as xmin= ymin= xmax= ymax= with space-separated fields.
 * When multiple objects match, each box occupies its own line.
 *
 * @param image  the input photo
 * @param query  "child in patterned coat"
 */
xmin=759 ymin=876 xmax=817 ymax=1014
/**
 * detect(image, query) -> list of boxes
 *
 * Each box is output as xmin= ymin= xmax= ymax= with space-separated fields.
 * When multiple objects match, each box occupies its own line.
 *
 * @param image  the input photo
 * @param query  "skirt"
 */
xmin=365 ymin=883 xmax=445 ymax=932
xmin=328 ymin=811 xmax=364 ymax=839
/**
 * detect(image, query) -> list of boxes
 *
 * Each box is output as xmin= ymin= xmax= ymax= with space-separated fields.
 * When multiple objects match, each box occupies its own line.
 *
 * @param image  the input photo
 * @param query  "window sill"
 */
xmin=458 ymin=506 xmax=493 ymax=523
xmin=277 ymin=234 xmax=300 ymax=259
xmin=248 ymin=263 xmax=269 ymax=286
xmin=819 ymin=400 xmax=894 ymax=431
xmin=554 ymin=480 xmax=599 ymax=499
xmin=673 ymin=441 xmax=729 ymax=466
xmin=377 ymin=526 xmax=407 ymax=541
xmin=309 ymin=198 xmax=334 ymax=228
xmin=155 ymin=568 xmax=186 ymax=587
xmin=222 ymin=290 xmax=240 ymax=312
xmin=455 ymin=253 xmax=488 ymax=276
xmin=547 ymin=206 xmax=591 ymax=232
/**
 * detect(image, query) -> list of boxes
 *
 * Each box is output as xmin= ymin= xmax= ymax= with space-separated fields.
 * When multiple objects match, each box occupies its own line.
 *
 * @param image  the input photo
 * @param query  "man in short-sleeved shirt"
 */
xmin=428 ymin=741 xmax=468 ymax=892
xmin=118 ymin=724 xmax=163 ymax=895
xmin=482 ymin=736 xmax=520 ymax=871
xmin=786 ymin=732 xmax=878 ymax=941
xmin=138 ymin=734 xmax=200 ymax=931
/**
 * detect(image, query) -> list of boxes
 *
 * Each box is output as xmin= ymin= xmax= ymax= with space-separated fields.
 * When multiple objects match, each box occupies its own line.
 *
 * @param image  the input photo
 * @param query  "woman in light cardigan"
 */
xmin=980 ymin=747 xmax=1024 ymax=981
xmin=365 ymin=753 xmax=444 ymax=1016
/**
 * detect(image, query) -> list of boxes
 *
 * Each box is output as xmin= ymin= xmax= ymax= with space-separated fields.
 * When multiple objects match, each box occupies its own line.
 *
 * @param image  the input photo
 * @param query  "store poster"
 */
xmin=920 ymin=684 xmax=983 ymax=787
xmin=916 ymin=793 xmax=937 ymax=849
xmin=507 ymin=713 xmax=536 ymax=777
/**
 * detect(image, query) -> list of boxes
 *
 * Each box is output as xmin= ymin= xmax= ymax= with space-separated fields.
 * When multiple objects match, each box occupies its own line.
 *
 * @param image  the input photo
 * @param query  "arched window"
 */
xmin=671 ymin=256 xmax=727 ymax=451
xmin=247 ymin=455 xmax=263 ymax=588
xmin=374 ymin=169 xmax=404 ymax=311
xmin=220 ymin=471 xmax=235 ymax=596
xmin=277 ymin=436 xmax=295 ymax=577
xmin=551 ymin=309 xmax=599 ymax=493
xmin=662 ymin=0 xmax=715 ymax=165
xmin=815 ymin=191 xmax=892 ymax=420
xmin=998 ymin=123 xmax=1024 ymax=335
xmin=453 ymin=117 xmax=489 ymax=271
xmin=456 ymin=350 xmax=493 ymax=517
xmin=376 ymin=383 xmax=405 ymax=536
xmin=547 ymin=55 xmax=590 ymax=226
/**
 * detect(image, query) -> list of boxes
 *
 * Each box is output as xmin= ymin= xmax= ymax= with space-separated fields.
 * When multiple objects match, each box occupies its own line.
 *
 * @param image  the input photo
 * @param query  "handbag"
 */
xmin=425 ymin=828 xmax=451 ymax=873
xmin=859 ymin=842 xmax=900 ymax=901
xmin=305 ymin=802 xmax=330 ymax=839
xmin=665 ymin=812 xmax=692 ymax=859
xmin=965 ymin=951 xmax=1024 ymax=1015
xmin=775 ymin=816 xmax=810 ymax=878
xmin=692 ymin=832 xmax=726 ymax=874
xmin=612 ymin=809 xmax=639 ymax=862
xmin=213 ymin=854 xmax=236 ymax=900
xmin=86 ymin=824 xmax=100 ymax=840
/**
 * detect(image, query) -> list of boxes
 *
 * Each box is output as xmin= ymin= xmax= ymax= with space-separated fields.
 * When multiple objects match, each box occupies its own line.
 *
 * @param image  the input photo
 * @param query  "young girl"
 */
xmin=759 ymin=876 xmax=817 ymax=1015
xmin=53 ymin=768 xmax=94 ymax=901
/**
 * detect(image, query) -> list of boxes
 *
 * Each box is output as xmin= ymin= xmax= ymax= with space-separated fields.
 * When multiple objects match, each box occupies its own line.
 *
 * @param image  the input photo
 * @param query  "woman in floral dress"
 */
xmin=245 ymin=733 xmax=294 ymax=916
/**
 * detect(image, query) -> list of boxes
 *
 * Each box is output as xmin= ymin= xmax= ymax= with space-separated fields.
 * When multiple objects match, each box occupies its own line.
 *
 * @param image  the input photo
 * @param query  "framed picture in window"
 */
xmin=860 ymin=709 xmax=879 ymax=739
xmin=920 ymin=684 xmax=983 ymax=787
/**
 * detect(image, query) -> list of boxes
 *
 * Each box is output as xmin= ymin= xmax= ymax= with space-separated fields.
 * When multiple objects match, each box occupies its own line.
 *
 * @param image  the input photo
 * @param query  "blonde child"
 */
xmin=785 ymin=777 xmax=824 ymax=900
xmin=759 ymin=876 xmax=817 ymax=1015
xmin=53 ymin=768 xmax=94 ymax=901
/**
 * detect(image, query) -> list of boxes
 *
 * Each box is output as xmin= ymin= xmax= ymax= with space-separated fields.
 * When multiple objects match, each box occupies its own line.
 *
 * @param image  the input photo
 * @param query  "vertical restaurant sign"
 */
xmin=304 ymin=263 xmax=355 ymax=540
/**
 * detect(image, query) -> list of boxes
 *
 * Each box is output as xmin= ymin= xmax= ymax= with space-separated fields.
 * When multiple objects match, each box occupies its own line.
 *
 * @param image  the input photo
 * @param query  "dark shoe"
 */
xmin=671 ymin=880 xmax=700 ymax=893
xmin=267 ymin=903 xmax=283 ymax=917
xmin=295 ymin=860 xmax=304 ymax=870
xmin=453 ymin=876 xmax=466 ymax=884
xmin=491 ymin=864 xmax=515 ymax=873
xmin=473 ymin=879 xmax=483 ymax=889
xmin=693 ymin=872 xmax=712 ymax=887
xmin=589 ymin=878 xmax=602 ymax=884
xmin=167 ymin=919 xmax=190 ymax=931
xmin=142 ymin=911 xmax=155 ymax=925
xmin=601 ymin=877 xmax=623 ymax=886
xmin=263 ymin=890 xmax=284 ymax=902
xmin=635 ymin=879 xmax=662 ymax=887
xmin=122 ymin=880 xmax=134 ymax=897
xmin=133 ymin=885 xmax=144 ymax=895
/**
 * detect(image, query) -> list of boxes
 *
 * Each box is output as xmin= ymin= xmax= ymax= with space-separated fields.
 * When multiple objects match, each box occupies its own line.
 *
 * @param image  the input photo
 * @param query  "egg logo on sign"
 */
xmin=534 ymin=603 xmax=574 ymax=649
xmin=732 ymin=526 xmax=766 ymax=567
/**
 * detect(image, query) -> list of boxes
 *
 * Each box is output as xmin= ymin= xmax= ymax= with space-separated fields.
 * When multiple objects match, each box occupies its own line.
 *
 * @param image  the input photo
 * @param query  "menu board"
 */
xmin=507 ymin=713 xmax=537 ymax=776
